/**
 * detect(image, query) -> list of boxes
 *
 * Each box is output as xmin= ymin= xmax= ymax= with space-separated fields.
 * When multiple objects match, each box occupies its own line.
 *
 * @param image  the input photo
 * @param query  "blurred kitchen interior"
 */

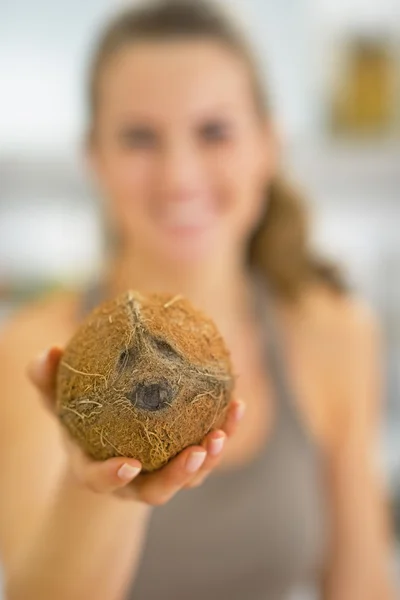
xmin=0 ymin=0 xmax=399 ymax=559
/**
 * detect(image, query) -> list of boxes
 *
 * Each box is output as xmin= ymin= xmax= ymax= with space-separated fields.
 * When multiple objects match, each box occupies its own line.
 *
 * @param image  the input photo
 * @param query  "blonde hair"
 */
xmin=88 ymin=0 xmax=345 ymax=300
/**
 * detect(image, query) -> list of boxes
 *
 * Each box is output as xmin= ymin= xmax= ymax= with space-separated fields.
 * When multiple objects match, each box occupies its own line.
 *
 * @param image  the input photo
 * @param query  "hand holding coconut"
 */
xmin=27 ymin=291 xmax=245 ymax=504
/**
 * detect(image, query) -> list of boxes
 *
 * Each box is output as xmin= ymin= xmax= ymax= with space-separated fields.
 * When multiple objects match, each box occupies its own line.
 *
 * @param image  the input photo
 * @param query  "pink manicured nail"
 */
xmin=36 ymin=349 xmax=51 ymax=368
xmin=209 ymin=436 xmax=225 ymax=456
xmin=117 ymin=463 xmax=141 ymax=481
xmin=29 ymin=349 xmax=51 ymax=380
xmin=186 ymin=451 xmax=206 ymax=473
xmin=234 ymin=401 xmax=246 ymax=421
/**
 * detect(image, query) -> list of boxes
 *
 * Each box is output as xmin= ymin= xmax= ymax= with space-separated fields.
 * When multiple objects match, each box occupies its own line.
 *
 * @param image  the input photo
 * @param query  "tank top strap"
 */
xmin=250 ymin=270 xmax=298 ymax=422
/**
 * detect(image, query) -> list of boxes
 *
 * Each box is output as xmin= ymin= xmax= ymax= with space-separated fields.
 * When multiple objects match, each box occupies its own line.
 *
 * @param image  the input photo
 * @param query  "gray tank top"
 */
xmin=79 ymin=275 xmax=329 ymax=600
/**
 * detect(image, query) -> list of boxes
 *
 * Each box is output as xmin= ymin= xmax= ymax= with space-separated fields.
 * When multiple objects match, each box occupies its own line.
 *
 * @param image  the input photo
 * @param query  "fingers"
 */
xmin=221 ymin=398 xmax=246 ymax=437
xmin=184 ymin=429 xmax=226 ymax=489
xmin=55 ymin=391 xmax=245 ymax=503
xmin=185 ymin=398 xmax=246 ymax=489
xmin=81 ymin=457 xmax=143 ymax=494
xmin=135 ymin=445 xmax=207 ymax=505
xmin=137 ymin=398 xmax=246 ymax=501
xmin=27 ymin=346 xmax=64 ymax=411
xmin=65 ymin=438 xmax=142 ymax=494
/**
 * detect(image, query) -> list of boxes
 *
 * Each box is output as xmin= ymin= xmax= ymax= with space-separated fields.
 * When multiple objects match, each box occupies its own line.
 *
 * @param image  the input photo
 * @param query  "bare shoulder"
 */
xmin=298 ymin=283 xmax=379 ymax=351
xmin=0 ymin=290 xmax=81 ymax=573
xmin=0 ymin=288 xmax=81 ymax=431
xmin=287 ymin=284 xmax=382 ymax=449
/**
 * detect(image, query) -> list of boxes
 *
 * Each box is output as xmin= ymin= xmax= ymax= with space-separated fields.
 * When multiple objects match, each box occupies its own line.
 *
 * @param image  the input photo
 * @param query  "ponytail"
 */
xmin=248 ymin=178 xmax=346 ymax=299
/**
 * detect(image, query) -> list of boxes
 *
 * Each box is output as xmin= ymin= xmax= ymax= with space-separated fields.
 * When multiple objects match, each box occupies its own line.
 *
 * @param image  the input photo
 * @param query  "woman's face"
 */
xmin=90 ymin=39 xmax=277 ymax=265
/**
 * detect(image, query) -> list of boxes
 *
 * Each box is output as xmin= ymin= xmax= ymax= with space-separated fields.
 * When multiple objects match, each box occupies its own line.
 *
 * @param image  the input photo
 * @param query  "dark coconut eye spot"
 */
xmin=152 ymin=337 xmax=180 ymax=360
xmin=130 ymin=382 xmax=173 ymax=411
xmin=117 ymin=347 xmax=136 ymax=372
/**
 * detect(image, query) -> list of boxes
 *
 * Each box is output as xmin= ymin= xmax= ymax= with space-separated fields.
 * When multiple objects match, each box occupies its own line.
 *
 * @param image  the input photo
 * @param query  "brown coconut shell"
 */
xmin=56 ymin=290 xmax=234 ymax=472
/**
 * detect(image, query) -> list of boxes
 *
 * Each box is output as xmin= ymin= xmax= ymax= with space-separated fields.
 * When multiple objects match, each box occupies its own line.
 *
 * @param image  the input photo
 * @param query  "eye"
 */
xmin=119 ymin=126 xmax=157 ymax=149
xmin=199 ymin=120 xmax=232 ymax=143
xmin=152 ymin=337 xmax=180 ymax=360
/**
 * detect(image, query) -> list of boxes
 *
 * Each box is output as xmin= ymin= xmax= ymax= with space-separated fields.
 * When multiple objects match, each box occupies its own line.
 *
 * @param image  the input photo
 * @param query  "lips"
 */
xmin=157 ymin=200 xmax=216 ymax=231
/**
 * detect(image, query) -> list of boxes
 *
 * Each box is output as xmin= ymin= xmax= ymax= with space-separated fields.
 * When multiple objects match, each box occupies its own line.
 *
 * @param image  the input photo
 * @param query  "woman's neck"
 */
xmin=102 ymin=249 xmax=255 ymax=337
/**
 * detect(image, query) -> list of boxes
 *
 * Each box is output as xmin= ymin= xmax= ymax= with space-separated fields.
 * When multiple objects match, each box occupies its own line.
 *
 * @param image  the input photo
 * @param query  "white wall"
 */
xmin=2 ymin=0 xmax=398 ymax=156
xmin=0 ymin=0 xmax=319 ymax=155
xmin=0 ymin=0 xmax=111 ymax=155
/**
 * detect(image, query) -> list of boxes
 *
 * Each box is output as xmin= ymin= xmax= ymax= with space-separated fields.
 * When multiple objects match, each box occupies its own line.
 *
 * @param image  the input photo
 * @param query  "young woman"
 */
xmin=0 ymin=1 xmax=396 ymax=599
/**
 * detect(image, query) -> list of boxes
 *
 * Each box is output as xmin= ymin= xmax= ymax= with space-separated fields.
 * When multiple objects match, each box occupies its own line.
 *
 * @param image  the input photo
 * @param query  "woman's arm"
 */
xmin=7 ymin=466 xmax=152 ymax=600
xmin=1 ymin=310 xmax=243 ymax=600
xmin=0 ymin=319 xmax=151 ymax=600
xmin=323 ymin=301 xmax=397 ymax=600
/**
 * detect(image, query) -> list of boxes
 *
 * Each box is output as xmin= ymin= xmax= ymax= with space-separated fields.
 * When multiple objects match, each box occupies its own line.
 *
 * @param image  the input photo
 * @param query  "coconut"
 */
xmin=56 ymin=290 xmax=234 ymax=472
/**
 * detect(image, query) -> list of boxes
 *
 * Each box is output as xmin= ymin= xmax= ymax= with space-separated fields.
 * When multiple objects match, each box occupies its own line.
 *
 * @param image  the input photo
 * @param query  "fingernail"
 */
xmin=117 ymin=463 xmax=141 ymax=481
xmin=209 ymin=435 xmax=225 ymax=456
xmin=36 ymin=349 xmax=51 ymax=368
xmin=235 ymin=401 xmax=246 ymax=421
xmin=29 ymin=349 xmax=50 ymax=379
xmin=186 ymin=451 xmax=206 ymax=473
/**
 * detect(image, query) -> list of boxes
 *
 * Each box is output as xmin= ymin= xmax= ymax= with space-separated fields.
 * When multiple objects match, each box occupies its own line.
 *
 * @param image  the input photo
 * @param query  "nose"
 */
xmin=130 ymin=382 xmax=173 ymax=412
xmin=157 ymin=139 xmax=204 ymax=200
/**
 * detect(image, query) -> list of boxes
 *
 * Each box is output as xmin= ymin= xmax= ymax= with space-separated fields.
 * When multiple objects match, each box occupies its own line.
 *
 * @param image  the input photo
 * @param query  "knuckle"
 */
xmin=117 ymin=487 xmax=138 ymax=501
xmin=185 ymin=476 xmax=205 ymax=489
xmin=187 ymin=479 xmax=202 ymax=489
xmin=86 ymin=480 xmax=103 ymax=494
xmin=144 ymin=484 xmax=176 ymax=505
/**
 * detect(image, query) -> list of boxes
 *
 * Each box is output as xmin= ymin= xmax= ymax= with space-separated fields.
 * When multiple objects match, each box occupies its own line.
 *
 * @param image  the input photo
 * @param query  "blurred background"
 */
xmin=1 ymin=0 xmax=399 ymax=590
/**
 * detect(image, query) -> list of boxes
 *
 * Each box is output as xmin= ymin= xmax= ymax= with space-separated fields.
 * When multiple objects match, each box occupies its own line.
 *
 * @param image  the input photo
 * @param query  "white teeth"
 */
xmin=162 ymin=202 xmax=213 ymax=228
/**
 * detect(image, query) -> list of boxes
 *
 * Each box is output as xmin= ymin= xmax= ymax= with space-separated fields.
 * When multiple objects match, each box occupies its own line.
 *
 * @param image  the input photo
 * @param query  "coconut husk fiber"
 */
xmin=56 ymin=290 xmax=234 ymax=472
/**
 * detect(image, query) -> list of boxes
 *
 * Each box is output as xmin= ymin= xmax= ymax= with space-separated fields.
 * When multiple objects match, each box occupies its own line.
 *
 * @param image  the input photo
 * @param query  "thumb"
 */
xmin=27 ymin=345 xmax=63 ymax=410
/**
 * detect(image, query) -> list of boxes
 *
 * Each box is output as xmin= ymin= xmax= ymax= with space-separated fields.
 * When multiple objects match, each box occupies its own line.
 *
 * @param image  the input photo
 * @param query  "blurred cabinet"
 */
xmin=329 ymin=37 xmax=397 ymax=136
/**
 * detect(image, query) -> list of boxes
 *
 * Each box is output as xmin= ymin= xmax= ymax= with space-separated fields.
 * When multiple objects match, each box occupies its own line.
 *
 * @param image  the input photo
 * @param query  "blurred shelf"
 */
xmin=0 ymin=155 xmax=91 ymax=202
xmin=287 ymin=139 xmax=400 ymax=198
xmin=1 ymin=140 xmax=400 ymax=204
xmin=0 ymin=301 xmax=16 ymax=327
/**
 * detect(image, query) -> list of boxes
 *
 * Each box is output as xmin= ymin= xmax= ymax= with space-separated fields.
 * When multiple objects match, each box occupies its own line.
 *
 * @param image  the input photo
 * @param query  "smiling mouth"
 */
xmin=157 ymin=201 xmax=216 ymax=230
